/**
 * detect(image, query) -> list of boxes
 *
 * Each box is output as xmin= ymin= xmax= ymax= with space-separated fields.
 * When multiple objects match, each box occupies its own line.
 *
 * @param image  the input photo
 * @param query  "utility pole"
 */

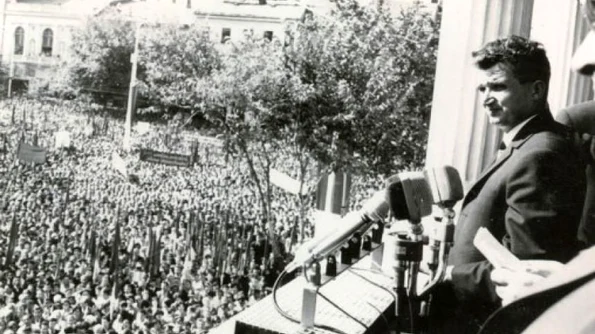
xmin=123 ymin=21 xmax=140 ymax=151
xmin=7 ymin=56 xmax=13 ymax=98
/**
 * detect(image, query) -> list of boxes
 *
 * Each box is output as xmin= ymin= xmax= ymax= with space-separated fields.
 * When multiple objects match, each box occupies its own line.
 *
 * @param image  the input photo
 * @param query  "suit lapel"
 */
xmin=461 ymin=112 xmax=554 ymax=208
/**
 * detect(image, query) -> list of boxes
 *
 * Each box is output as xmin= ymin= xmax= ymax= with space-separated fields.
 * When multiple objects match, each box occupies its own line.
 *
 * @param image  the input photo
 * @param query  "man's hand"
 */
xmin=490 ymin=260 xmax=564 ymax=305
xmin=572 ymin=132 xmax=595 ymax=163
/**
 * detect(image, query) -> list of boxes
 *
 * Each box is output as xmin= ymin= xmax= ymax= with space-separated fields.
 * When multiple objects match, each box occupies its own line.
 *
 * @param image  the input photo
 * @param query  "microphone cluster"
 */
xmin=285 ymin=166 xmax=464 ymax=274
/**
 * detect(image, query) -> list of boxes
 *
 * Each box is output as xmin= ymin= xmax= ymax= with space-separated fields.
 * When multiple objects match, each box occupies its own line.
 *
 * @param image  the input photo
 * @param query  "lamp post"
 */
xmin=7 ymin=57 xmax=14 ymax=98
xmin=123 ymin=20 xmax=140 ymax=151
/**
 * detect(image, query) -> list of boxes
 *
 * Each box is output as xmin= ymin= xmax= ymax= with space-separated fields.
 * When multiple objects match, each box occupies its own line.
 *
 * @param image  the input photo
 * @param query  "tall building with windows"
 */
xmin=0 ymin=0 xmax=115 ymax=91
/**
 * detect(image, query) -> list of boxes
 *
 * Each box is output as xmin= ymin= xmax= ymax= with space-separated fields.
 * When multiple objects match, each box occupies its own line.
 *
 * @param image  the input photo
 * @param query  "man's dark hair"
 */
xmin=472 ymin=35 xmax=551 ymax=86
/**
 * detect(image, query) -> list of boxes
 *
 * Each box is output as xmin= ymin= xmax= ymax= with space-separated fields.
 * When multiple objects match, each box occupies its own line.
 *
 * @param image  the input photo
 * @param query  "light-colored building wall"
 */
xmin=0 ymin=0 xmax=308 ymax=81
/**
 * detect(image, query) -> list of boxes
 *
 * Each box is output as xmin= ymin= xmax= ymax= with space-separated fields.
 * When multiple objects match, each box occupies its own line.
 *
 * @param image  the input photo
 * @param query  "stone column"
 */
xmin=425 ymin=0 xmax=534 ymax=188
xmin=531 ymin=0 xmax=593 ymax=115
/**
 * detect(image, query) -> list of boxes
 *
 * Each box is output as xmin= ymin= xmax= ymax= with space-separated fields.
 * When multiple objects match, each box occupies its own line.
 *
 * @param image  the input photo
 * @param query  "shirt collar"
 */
xmin=501 ymin=114 xmax=538 ymax=148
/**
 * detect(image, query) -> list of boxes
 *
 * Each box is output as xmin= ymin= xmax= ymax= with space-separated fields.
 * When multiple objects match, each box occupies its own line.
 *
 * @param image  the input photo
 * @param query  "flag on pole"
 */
xmin=315 ymin=170 xmax=352 ymax=215
xmin=4 ymin=215 xmax=18 ymax=268
xmin=32 ymin=130 xmax=39 ymax=146
xmin=109 ymin=219 xmax=121 ymax=276
xmin=112 ymin=152 xmax=128 ymax=178
xmin=109 ymin=281 xmax=118 ymax=320
xmin=92 ymin=245 xmax=102 ymax=284
xmin=181 ymin=247 xmax=195 ymax=280
xmin=145 ymin=227 xmax=155 ymax=275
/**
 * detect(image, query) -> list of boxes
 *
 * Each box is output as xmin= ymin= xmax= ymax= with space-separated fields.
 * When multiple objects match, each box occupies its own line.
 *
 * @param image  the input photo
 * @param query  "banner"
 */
xmin=139 ymin=149 xmax=193 ymax=167
xmin=17 ymin=142 xmax=46 ymax=164
xmin=269 ymin=169 xmax=309 ymax=196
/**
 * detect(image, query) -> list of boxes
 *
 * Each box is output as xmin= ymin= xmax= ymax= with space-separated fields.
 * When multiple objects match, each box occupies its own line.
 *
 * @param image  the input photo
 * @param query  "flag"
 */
xmin=147 ymin=228 xmax=162 ymax=278
xmin=17 ymin=141 xmax=46 ymax=164
xmin=4 ymin=215 xmax=18 ymax=268
xmin=315 ymin=170 xmax=352 ymax=215
xmin=109 ymin=219 xmax=121 ymax=276
xmin=32 ymin=130 xmax=39 ymax=146
xmin=145 ymin=227 xmax=155 ymax=275
xmin=181 ymin=247 xmax=195 ymax=280
xmin=109 ymin=281 xmax=118 ymax=320
xmin=269 ymin=169 xmax=309 ymax=195
xmin=92 ymin=247 xmax=102 ymax=284
xmin=111 ymin=152 xmax=128 ymax=177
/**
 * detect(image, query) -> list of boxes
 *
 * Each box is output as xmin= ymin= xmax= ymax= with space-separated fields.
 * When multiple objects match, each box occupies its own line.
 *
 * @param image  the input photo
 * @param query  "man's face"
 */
xmin=477 ymin=63 xmax=536 ymax=133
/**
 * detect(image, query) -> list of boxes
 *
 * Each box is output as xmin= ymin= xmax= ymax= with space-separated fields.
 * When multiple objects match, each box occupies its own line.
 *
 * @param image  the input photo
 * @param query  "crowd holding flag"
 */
xmin=0 ymin=97 xmax=389 ymax=334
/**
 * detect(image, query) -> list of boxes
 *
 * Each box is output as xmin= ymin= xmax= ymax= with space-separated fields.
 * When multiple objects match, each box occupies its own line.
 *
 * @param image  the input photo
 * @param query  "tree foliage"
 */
xmin=31 ymin=0 xmax=440 ymax=251
xmin=69 ymin=8 xmax=138 ymax=97
xmin=140 ymin=24 xmax=220 ymax=112
xmin=283 ymin=0 xmax=439 ymax=176
xmin=196 ymin=34 xmax=292 ymax=257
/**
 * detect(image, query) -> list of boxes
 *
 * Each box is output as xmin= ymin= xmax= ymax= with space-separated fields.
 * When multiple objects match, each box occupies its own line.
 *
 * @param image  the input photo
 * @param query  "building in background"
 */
xmin=0 ymin=0 xmax=102 ymax=92
xmin=0 ymin=0 xmax=438 ymax=93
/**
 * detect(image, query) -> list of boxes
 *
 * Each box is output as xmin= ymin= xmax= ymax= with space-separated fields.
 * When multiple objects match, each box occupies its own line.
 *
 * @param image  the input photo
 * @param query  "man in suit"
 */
xmin=479 ymin=3 xmax=595 ymax=333
xmin=428 ymin=35 xmax=587 ymax=334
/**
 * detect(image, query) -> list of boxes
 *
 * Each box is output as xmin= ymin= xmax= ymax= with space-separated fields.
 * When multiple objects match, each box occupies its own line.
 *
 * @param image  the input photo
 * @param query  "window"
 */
xmin=42 ymin=28 xmax=53 ymax=56
xmin=221 ymin=28 xmax=231 ymax=43
xmin=14 ymin=27 xmax=24 ymax=55
xmin=259 ymin=0 xmax=267 ymax=4
xmin=264 ymin=31 xmax=273 ymax=41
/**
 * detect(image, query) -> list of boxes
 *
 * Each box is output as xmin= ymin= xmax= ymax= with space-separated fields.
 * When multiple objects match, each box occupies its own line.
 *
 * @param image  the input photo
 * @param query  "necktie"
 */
xmin=497 ymin=141 xmax=506 ymax=159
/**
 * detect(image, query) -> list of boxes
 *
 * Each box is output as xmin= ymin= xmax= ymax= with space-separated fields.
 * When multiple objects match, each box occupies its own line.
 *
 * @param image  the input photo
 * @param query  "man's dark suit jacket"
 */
xmin=556 ymin=100 xmax=595 ymax=246
xmin=429 ymin=111 xmax=586 ymax=334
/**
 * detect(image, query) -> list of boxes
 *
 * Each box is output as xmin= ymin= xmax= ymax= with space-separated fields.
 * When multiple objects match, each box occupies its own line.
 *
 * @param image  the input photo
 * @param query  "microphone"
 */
xmin=386 ymin=172 xmax=433 ymax=224
xmin=285 ymin=190 xmax=389 ymax=273
xmin=424 ymin=166 xmax=464 ymax=209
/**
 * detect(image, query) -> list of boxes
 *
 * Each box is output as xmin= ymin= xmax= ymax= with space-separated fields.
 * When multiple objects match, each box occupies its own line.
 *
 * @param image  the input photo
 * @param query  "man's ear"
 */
xmin=531 ymin=80 xmax=547 ymax=101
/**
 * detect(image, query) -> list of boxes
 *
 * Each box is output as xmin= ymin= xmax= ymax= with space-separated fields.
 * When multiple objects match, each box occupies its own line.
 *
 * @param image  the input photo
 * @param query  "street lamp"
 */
xmin=123 ymin=20 xmax=140 ymax=151
xmin=121 ymin=1 xmax=194 ymax=151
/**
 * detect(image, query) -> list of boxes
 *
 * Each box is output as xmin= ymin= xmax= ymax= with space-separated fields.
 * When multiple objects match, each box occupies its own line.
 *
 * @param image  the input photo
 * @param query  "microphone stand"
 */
xmin=391 ymin=205 xmax=455 ymax=334
xmin=391 ymin=221 xmax=424 ymax=334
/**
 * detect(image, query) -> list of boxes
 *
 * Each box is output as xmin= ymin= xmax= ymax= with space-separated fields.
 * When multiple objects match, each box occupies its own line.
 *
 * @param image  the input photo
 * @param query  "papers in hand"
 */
xmin=473 ymin=227 xmax=523 ymax=271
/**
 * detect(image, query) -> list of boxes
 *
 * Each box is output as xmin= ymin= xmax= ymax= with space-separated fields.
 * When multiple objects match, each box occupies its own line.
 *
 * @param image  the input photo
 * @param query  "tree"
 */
xmin=196 ymin=33 xmax=291 ymax=260
xmin=69 ymin=8 xmax=139 ymax=101
xmin=140 ymin=24 xmax=220 ymax=113
xmin=283 ymin=0 xmax=440 ymax=177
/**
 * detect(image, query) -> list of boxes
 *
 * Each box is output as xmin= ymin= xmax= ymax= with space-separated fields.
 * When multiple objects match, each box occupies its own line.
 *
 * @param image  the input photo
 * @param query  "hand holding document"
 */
xmin=473 ymin=227 xmax=523 ymax=271
xmin=474 ymin=227 xmax=563 ymax=305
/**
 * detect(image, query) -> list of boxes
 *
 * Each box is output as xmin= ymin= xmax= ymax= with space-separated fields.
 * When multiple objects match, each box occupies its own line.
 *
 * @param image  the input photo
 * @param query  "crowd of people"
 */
xmin=0 ymin=97 xmax=379 ymax=334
